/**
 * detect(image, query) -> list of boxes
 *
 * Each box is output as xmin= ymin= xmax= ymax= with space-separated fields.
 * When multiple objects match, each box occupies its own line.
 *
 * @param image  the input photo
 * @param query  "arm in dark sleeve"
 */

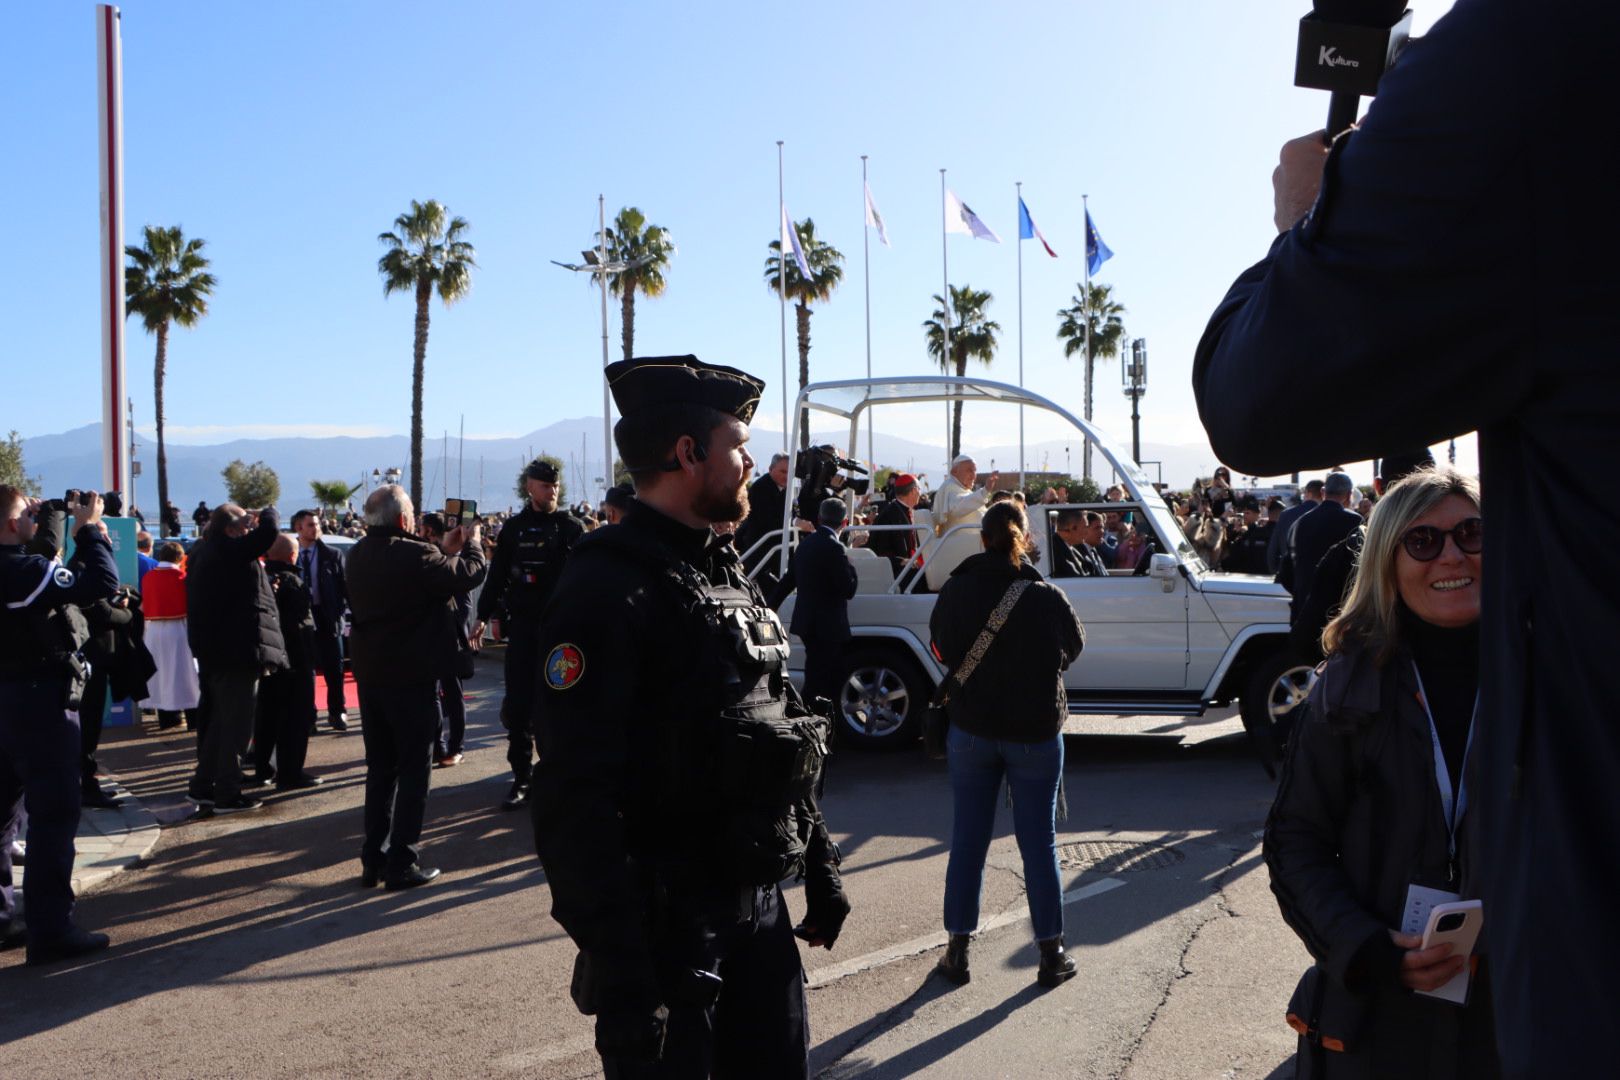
xmin=1290 ymin=540 xmax=1357 ymax=666
xmin=1192 ymin=0 xmax=1540 ymax=475
xmin=841 ymin=547 xmax=857 ymax=600
xmin=28 ymin=504 xmax=68 ymax=556
xmin=475 ymin=526 xmax=512 ymax=620
xmin=219 ymin=508 xmax=281 ymax=560
xmin=58 ymin=526 xmax=121 ymax=606
xmin=418 ymin=544 xmax=487 ymax=599
xmin=530 ymin=580 xmax=662 ymax=1012
xmin=1050 ymin=587 xmax=1086 ymax=669
xmin=1263 ymin=698 xmax=1390 ymax=990
xmin=927 ymin=584 xmax=966 ymax=670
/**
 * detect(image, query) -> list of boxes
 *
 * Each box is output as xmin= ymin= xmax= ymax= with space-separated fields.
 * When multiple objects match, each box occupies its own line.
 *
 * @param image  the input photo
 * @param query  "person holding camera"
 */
xmin=928 ymin=500 xmax=1085 ymax=989
xmin=250 ymin=535 xmax=322 ymax=791
xmin=472 ymin=458 xmax=582 ymax=811
xmin=346 ymin=485 xmax=486 ymax=890
xmin=1266 ymin=468 xmax=1497 ymax=1078
xmin=417 ymin=512 xmax=478 ymax=767
xmin=185 ymin=503 xmax=287 ymax=813
xmin=0 ymin=487 xmax=120 ymax=963
xmin=1194 ymin=8 xmax=1620 ymax=1065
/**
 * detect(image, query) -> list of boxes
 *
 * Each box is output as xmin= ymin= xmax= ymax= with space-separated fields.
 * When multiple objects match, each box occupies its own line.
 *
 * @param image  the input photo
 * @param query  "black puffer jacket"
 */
xmin=1264 ymin=634 xmax=1498 ymax=1079
xmin=185 ymin=511 xmax=288 ymax=673
xmin=927 ymin=553 xmax=1085 ymax=743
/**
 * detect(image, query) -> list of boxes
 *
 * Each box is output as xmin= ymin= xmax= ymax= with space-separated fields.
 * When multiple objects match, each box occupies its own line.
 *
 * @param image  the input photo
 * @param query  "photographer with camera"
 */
xmin=0 ymin=487 xmax=120 ymax=964
xmin=1193 ymin=3 xmax=1620 ymax=1069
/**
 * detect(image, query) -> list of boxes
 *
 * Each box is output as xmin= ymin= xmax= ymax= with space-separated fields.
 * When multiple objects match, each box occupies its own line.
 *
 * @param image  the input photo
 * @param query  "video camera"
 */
xmin=794 ymin=446 xmax=869 ymax=522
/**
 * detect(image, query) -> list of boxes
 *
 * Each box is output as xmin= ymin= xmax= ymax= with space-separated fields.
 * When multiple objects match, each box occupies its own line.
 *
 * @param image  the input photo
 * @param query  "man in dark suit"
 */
xmin=789 ymin=497 xmax=857 ymax=711
xmin=736 ymin=452 xmax=790 ymax=572
xmin=292 ymin=509 xmax=350 ymax=732
xmin=1269 ymin=478 xmax=1323 ymax=577
xmin=1051 ymin=510 xmax=1109 ymax=579
xmin=1285 ymin=472 xmax=1361 ymax=627
xmin=346 ymin=485 xmax=486 ymax=890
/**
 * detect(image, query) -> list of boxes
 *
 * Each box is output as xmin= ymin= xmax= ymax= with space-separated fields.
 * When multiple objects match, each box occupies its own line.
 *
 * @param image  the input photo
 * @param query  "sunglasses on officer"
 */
xmin=1399 ymin=517 xmax=1483 ymax=562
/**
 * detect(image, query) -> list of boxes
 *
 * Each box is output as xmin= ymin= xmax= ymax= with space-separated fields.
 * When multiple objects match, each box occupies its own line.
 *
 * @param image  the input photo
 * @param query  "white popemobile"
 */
xmin=743 ymin=377 xmax=1310 ymax=763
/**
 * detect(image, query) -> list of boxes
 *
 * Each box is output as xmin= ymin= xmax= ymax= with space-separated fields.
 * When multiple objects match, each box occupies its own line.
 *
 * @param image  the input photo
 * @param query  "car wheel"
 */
xmin=833 ymin=649 xmax=928 ymax=751
xmin=1240 ymin=649 xmax=1315 ymax=760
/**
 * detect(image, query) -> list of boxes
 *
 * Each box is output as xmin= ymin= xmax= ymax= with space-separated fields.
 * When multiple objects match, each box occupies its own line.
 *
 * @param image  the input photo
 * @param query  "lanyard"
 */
xmin=1410 ymin=661 xmax=1477 ymax=879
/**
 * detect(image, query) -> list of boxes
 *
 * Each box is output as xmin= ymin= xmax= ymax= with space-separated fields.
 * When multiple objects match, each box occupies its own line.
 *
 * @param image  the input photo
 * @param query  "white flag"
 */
xmin=944 ymin=188 xmax=1001 ymax=243
xmin=780 ymin=203 xmax=813 ymax=279
xmin=864 ymin=182 xmax=891 ymax=247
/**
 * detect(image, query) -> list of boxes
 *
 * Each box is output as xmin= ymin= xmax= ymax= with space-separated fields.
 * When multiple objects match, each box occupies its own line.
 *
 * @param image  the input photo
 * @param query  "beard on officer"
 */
xmin=529 ymin=355 xmax=849 ymax=1079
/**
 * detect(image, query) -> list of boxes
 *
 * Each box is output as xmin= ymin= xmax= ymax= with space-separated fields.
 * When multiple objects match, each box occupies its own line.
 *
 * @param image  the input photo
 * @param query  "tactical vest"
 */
xmin=597 ymin=527 xmax=831 ymax=886
xmin=503 ymin=513 xmax=572 ymax=617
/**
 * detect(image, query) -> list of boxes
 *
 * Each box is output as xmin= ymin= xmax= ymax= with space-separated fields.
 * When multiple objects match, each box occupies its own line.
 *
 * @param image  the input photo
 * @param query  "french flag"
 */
xmin=1018 ymin=197 xmax=1057 ymax=258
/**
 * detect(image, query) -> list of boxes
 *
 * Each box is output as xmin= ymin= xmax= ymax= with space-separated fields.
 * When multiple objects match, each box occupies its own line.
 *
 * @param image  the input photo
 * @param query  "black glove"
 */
xmin=594 ymin=1005 xmax=668 ymax=1063
xmin=797 ymin=869 xmax=851 ymax=949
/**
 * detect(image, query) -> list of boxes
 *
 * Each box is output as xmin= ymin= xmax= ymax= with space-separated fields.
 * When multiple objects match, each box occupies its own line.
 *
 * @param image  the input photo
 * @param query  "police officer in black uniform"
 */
xmin=0 ymin=486 xmax=120 ymax=964
xmin=473 ymin=458 xmax=583 ymax=810
xmin=531 ymin=355 xmax=850 ymax=1079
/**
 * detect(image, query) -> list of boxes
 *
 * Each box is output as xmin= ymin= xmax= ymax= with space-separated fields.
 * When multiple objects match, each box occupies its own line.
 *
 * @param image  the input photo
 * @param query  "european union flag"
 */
xmin=1085 ymin=210 xmax=1114 ymax=277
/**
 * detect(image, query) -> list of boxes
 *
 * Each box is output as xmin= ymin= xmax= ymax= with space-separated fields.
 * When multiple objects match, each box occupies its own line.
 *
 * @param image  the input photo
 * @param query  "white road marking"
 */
xmin=807 ymin=877 xmax=1127 ymax=989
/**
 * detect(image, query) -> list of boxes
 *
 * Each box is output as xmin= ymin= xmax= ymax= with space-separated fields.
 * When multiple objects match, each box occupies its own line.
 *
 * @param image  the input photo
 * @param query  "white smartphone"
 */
xmin=1418 ymin=899 xmax=1484 ymax=1004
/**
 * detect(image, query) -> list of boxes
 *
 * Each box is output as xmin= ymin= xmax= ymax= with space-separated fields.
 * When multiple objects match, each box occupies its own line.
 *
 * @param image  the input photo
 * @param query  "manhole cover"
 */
xmin=1057 ymin=840 xmax=1185 ymax=873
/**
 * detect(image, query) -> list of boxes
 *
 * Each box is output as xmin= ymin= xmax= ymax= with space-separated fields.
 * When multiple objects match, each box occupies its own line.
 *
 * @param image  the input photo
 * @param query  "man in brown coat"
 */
xmin=345 ymin=485 xmax=486 ymax=889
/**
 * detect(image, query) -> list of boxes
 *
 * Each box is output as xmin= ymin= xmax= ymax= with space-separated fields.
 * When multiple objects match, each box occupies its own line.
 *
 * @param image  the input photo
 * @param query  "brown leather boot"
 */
xmin=934 ymin=933 xmax=971 ymax=985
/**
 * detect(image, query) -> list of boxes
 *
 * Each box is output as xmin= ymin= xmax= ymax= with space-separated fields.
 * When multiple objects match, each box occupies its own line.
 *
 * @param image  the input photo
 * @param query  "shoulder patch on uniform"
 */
xmin=53 ymin=566 xmax=76 ymax=588
xmin=544 ymin=643 xmax=585 ymax=690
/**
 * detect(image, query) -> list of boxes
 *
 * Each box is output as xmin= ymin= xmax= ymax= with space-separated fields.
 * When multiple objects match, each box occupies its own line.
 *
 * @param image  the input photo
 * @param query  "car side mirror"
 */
xmin=1147 ymin=553 xmax=1178 ymax=579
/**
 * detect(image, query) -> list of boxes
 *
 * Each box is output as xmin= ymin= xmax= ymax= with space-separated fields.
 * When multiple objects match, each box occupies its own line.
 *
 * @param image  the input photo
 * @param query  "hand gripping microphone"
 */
xmin=1294 ymin=0 xmax=1414 ymax=143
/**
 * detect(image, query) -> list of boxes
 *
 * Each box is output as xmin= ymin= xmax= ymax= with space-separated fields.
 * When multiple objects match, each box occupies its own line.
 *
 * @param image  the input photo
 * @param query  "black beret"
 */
xmin=523 ymin=458 xmax=560 ymax=482
xmin=606 ymin=354 xmax=764 ymax=425
xmin=1378 ymin=448 xmax=1437 ymax=487
xmin=602 ymin=483 xmax=636 ymax=510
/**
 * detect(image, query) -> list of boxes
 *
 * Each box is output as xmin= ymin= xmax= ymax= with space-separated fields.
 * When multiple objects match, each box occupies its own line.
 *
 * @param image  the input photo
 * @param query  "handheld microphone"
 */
xmin=1295 ymin=0 xmax=1414 ymax=143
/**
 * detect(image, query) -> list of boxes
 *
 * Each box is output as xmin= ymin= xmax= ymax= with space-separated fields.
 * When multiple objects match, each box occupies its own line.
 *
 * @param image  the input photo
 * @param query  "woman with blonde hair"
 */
xmin=927 ymin=501 xmax=1086 ymax=989
xmin=1265 ymin=467 xmax=1497 ymax=1079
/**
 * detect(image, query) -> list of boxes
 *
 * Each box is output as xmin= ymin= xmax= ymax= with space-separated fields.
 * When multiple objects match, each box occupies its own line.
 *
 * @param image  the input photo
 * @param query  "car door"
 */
xmin=1039 ymin=505 xmax=1190 ymax=693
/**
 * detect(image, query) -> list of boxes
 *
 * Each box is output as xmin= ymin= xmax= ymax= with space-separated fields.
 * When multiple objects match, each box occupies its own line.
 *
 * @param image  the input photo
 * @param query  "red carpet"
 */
xmin=318 ymin=672 xmax=359 ymax=715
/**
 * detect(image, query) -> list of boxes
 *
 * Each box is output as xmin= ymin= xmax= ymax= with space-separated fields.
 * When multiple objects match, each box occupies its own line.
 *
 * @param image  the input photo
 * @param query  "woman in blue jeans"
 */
xmin=928 ymin=501 xmax=1086 ymax=988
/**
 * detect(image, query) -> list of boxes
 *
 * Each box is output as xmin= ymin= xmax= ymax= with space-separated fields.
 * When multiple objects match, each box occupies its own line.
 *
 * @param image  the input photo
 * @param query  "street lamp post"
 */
xmin=1121 ymin=337 xmax=1148 ymax=466
xmin=553 ymin=196 xmax=657 ymax=503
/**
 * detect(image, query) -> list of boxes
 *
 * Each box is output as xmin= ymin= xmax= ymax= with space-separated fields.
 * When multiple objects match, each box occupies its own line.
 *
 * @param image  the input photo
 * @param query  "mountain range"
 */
xmin=20 ymin=420 xmax=1227 ymax=517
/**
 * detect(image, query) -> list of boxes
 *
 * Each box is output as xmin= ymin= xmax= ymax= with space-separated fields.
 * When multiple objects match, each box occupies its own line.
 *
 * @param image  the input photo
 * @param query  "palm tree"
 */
xmin=309 ymin=479 xmax=363 ymax=515
xmin=923 ymin=285 xmax=1001 ymax=460
xmin=764 ymin=218 xmax=845 ymax=449
xmin=125 ymin=225 xmax=216 ymax=521
xmin=378 ymin=199 xmax=477 ymax=510
xmin=601 ymin=207 xmax=675 ymax=363
xmin=1056 ymin=282 xmax=1127 ymax=480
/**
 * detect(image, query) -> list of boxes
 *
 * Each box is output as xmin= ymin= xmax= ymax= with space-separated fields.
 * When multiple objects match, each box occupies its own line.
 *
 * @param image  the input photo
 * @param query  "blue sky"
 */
xmin=2 ymin=0 xmax=1466 ymax=482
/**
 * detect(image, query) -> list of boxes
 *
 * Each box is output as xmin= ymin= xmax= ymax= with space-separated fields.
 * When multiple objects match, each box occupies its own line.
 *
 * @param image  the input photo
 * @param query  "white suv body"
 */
xmin=755 ymin=377 xmax=1309 ymax=751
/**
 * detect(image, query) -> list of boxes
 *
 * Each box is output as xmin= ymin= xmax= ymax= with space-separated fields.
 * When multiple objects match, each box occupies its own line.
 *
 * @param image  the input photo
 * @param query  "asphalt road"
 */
xmin=0 ymin=662 xmax=1309 ymax=1079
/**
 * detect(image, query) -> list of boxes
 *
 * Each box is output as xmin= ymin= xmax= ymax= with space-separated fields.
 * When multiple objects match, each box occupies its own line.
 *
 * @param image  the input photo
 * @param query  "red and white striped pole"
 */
xmin=97 ymin=4 xmax=129 ymax=501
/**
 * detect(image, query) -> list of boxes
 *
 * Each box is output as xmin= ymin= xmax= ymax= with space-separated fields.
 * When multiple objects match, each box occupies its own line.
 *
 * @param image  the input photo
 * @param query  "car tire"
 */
xmin=1239 ymin=648 xmax=1315 ymax=761
xmin=832 ymin=647 xmax=929 ymax=751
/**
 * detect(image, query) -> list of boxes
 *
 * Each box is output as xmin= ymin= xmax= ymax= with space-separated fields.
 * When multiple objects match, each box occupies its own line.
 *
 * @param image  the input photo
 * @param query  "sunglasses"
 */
xmin=1399 ymin=517 xmax=1483 ymax=562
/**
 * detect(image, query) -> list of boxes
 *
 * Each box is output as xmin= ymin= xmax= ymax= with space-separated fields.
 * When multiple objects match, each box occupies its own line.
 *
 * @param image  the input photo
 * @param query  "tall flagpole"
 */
xmin=861 ymin=155 xmax=873 ymax=470
xmin=598 ymin=194 xmax=613 ymax=497
xmin=1082 ymin=192 xmax=1093 ymax=483
xmin=1016 ymin=181 xmax=1026 ymax=492
xmin=777 ymin=141 xmax=791 ymax=456
xmin=97 ymin=5 xmax=129 ymax=502
xmin=940 ymin=169 xmax=952 ymax=459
